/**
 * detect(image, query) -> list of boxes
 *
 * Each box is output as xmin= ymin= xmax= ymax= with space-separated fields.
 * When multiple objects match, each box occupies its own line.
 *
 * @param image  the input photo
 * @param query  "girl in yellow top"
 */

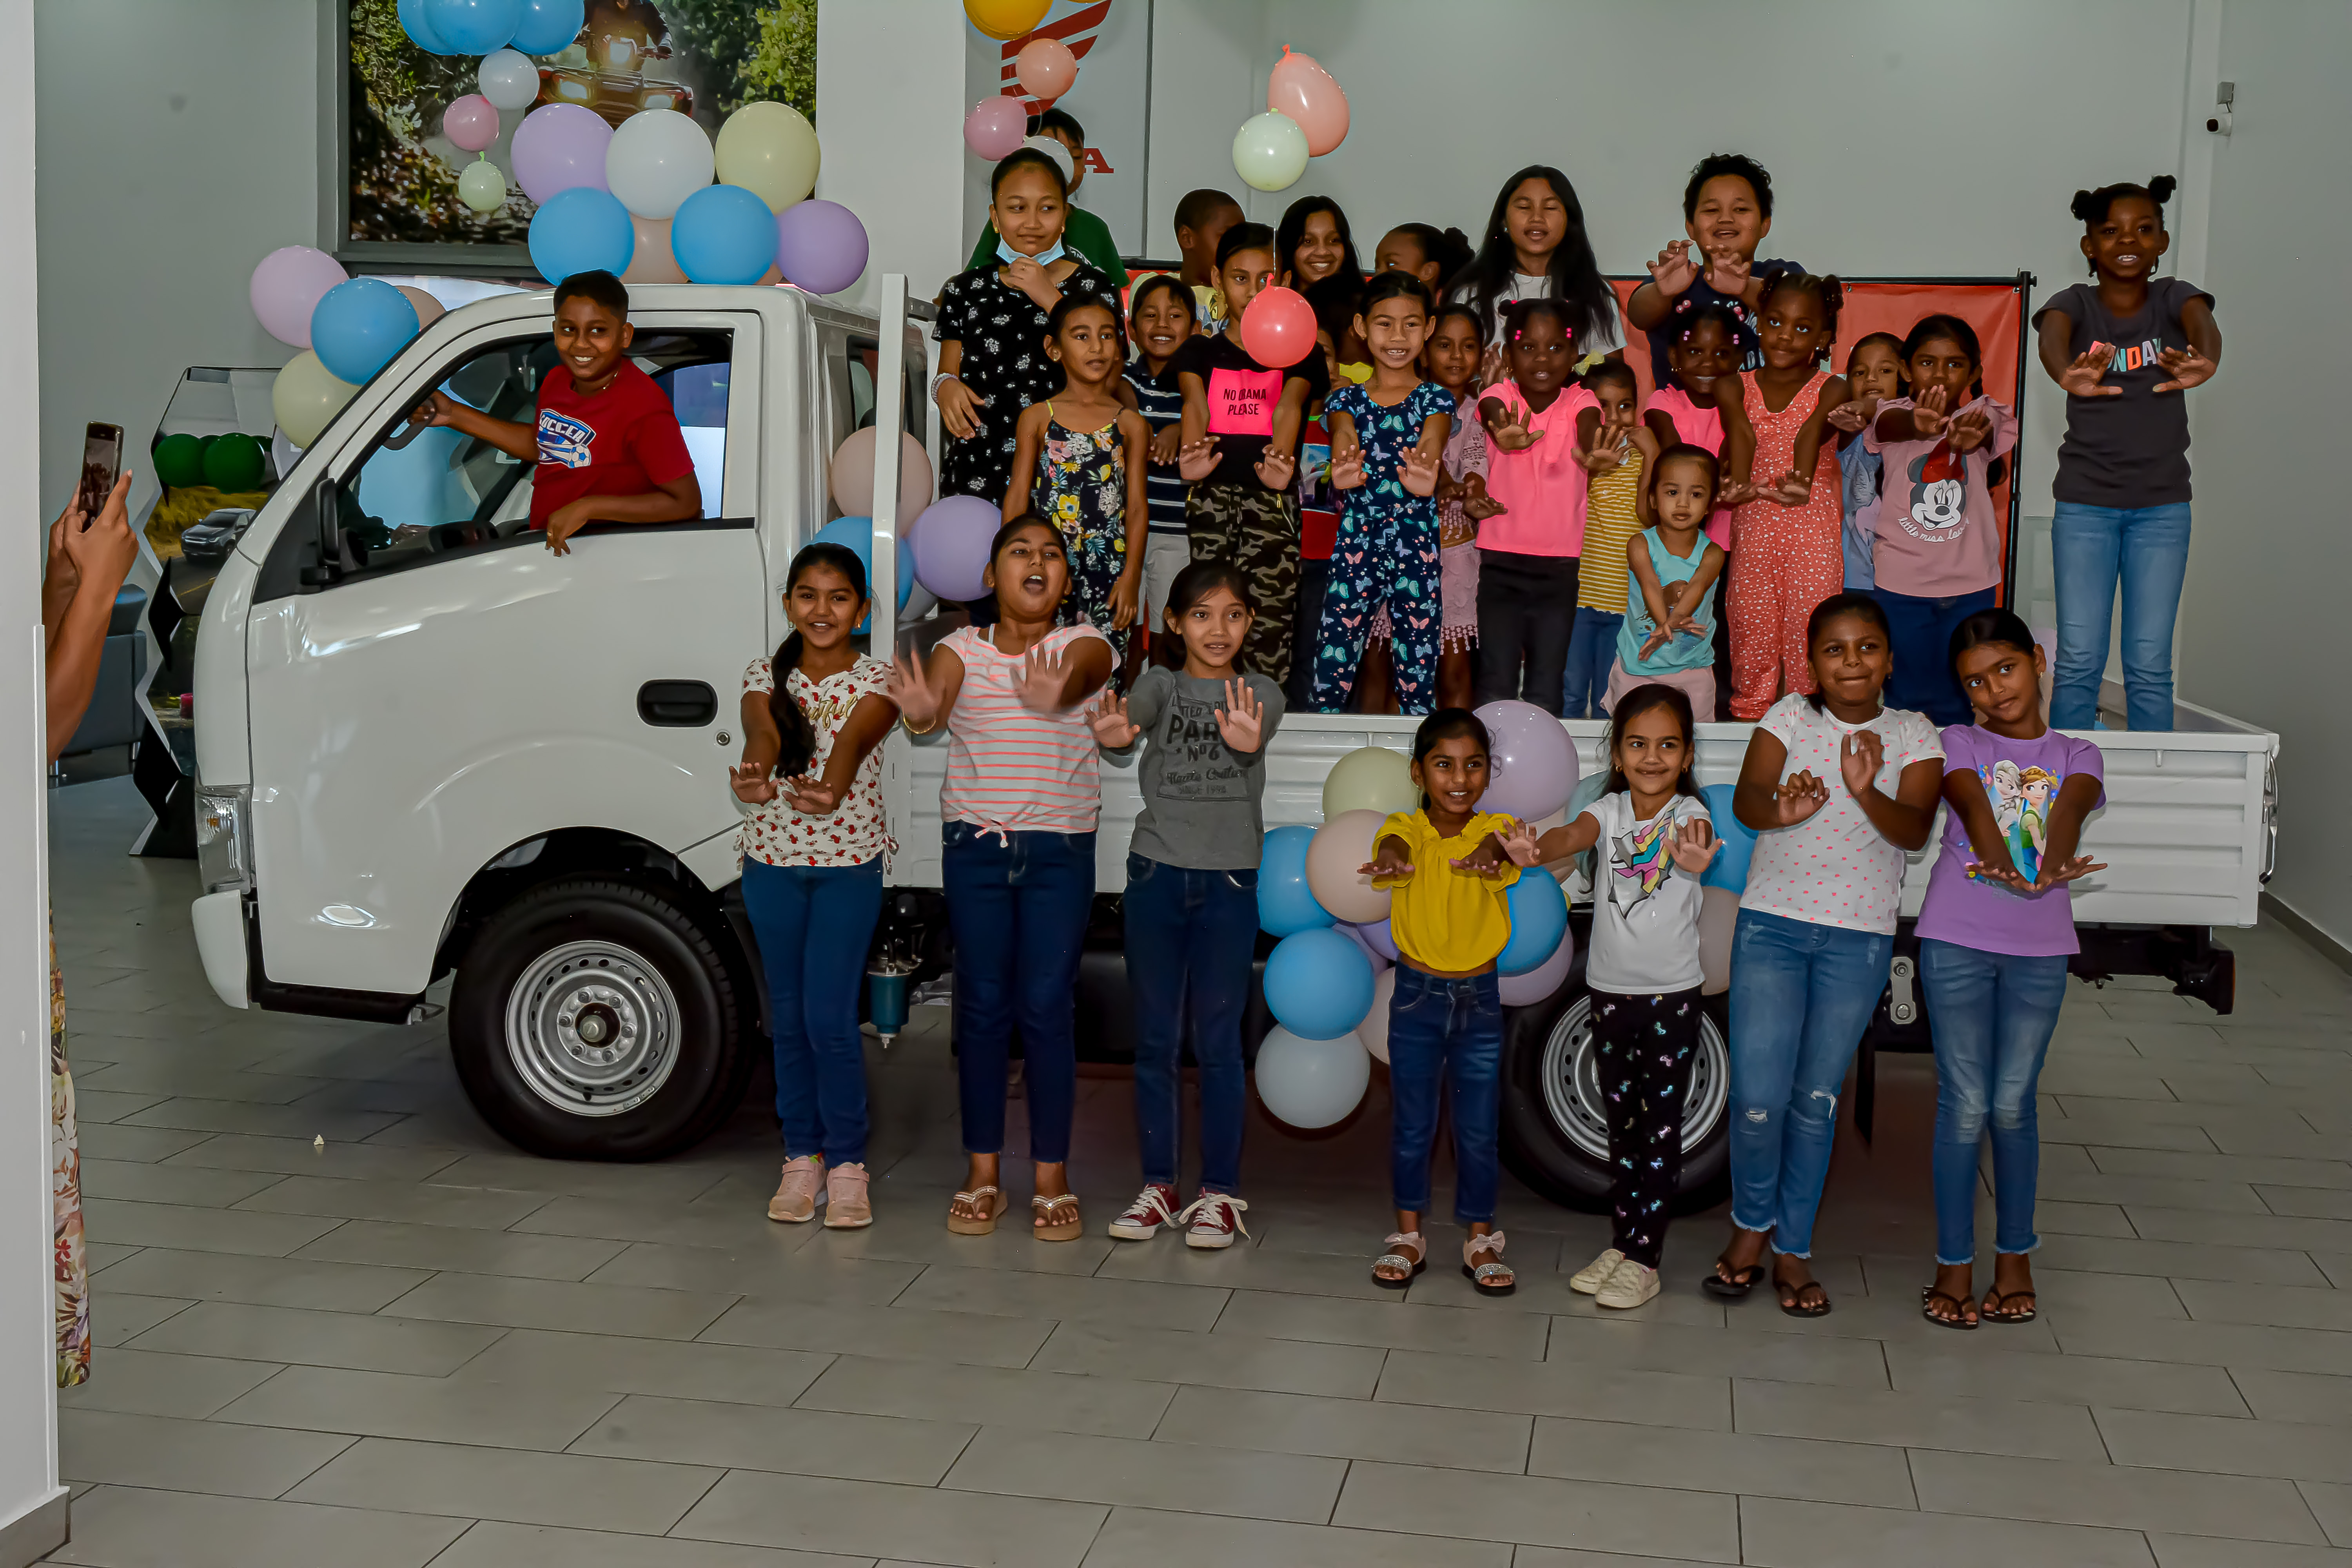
xmin=1361 ymin=709 xmax=1523 ymax=1294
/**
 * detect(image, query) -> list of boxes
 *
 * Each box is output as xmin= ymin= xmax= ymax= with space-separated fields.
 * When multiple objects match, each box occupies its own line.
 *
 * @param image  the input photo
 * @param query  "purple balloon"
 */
xmin=775 ymin=199 xmax=869 ymax=296
xmin=1336 ymin=922 xmax=1391 ymax=975
xmin=909 ymin=496 xmax=1000 ymax=603
xmin=1346 ymin=918 xmax=1399 ymax=962
xmin=1474 ymin=698 xmax=1580 ymax=821
xmin=250 ymin=246 xmax=349 ymax=348
xmin=510 ymin=103 xmax=612 ymax=205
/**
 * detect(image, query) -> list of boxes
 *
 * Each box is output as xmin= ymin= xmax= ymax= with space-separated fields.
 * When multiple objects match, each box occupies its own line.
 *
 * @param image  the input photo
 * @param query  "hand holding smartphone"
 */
xmin=78 ymin=422 xmax=122 ymax=529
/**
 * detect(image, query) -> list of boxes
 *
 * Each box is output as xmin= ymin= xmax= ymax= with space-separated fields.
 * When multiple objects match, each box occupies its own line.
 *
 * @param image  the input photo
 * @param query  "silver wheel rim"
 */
xmin=1538 ymin=993 xmax=1730 ymax=1166
xmin=504 ymin=939 xmax=680 ymax=1118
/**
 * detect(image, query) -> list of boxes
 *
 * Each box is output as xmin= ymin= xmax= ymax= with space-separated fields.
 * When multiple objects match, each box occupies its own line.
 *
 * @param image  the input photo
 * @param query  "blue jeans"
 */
xmin=1727 ymin=909 xmax=1891 ymax=1258
xmin=2050 ymin=500 xmax=2192 ymax=731
xmin=742 ymin=855 xmax=885 ymax=1166
xmin=1873 ymin=585 xmax=1997 ymax=727
xmin=1563 ymin=608 xmax=1622 ymax=720
xmin=1387 ymin=965 xmax=1504 ymax=1223
xmin=942 ymin=822 xmax=1096 ymax=1163
xmin=1123 ymin=854 xmax=1258 ymax=1193
xmin=1921 ymin=940 xmax=2068 ymax=1265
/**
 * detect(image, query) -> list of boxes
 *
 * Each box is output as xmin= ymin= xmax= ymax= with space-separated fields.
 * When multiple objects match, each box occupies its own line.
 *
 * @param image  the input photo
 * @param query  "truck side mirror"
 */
xmin=297 ymin=478 xmax=342 ymax=589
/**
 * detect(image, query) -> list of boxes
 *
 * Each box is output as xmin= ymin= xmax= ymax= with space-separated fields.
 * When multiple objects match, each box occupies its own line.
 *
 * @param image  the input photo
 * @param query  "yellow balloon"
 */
xmin=715 ymin=101 xmax=820 ymax=214
xmin=1322 ymin=744 xmax=1417 ymax=819
xmin=964 ymin=0 xmax=1049 ymax=40
xmin=272 ymin=351 xmax=358 ymax=449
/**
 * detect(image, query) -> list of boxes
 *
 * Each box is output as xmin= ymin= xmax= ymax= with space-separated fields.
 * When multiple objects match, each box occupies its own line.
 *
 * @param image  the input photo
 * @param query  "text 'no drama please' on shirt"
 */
xmin=1172 ymin=332 xmax=1328 ymax=492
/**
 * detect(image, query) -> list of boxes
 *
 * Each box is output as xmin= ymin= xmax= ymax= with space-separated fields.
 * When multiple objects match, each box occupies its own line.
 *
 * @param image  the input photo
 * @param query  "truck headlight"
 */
xmin=196 ymin=786 xmax=251 ymax=895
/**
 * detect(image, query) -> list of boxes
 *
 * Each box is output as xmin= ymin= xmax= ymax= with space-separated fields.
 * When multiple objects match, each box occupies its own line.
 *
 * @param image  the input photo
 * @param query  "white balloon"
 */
xmin=1496 ymin=926 xmax=1576 ymax=1007
xmin=1020 ymin=133 xmax=1075 ymax=185
xmin=604 ymin=107 xmax=715 ymax=221
xmin=477 ymin=48 xmax=542 ymax=111
xmin=899 ymin=578 xmax=938 ymax=624
xmin=1355 ymin=967 xmax=1397 ymax=1064
xmin=1254 ymin=1026 xmax=1370 ymax=1130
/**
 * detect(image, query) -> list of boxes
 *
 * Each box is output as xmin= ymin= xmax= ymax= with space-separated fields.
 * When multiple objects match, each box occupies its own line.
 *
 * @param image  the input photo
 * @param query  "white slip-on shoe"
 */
xmin=1595 ymin=1257 xmax=1661 ymax=1310
xmin=1569 ymin=1247 xmax=1626 ymax=1295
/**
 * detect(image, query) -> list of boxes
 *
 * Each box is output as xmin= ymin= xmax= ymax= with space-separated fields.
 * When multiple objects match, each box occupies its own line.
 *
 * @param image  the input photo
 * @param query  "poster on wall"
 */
xmin=341 ymin=0 xmax=817 ymax=265
xmin=964 ymin=0 xmax=1149 ymax=259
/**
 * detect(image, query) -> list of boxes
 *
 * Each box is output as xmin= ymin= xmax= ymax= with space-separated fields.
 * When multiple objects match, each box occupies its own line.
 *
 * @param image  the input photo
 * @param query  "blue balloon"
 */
xmin=398 ymin=0 xmax=454 ymax=52
xmin=804 ymin=515 xmax=913 ymax=634
xmin=510 ymin=0 xmax=584 ymax=55
xmin=309 ymin=278 xmax=421 ymax=388
xmin=1497 ymin=869 xmax=1568 ymax=975
xmin=671 ymin=184 xmax=780 ymax=285
xmin=1700 ymin=782 xmax=1754 ymax=894
xmin=421 ymin=0 xmax=522 ymax=54
xmin=528 ymin=187 xmax=635 ymax=287
xmin=1263 ymin=928 xmax=1375 ymax=1041
xmin=1256 ymin=826 xmax=1332 ymax=937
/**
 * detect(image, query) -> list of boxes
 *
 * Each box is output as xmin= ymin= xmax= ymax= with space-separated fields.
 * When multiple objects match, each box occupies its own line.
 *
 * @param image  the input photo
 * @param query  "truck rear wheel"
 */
xmin=1501 ymin=981 xmax=1732 ymax=1214
xmin=450 ymin=877 xmax=750 ymax=1160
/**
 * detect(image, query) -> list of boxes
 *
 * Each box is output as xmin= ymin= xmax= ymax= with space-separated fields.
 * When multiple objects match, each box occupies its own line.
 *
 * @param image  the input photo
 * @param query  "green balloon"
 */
xmin=198 ymin=434 xmax=219 ymax=452
xmin=202 ymin=432 xmax=266 ymax=493
xmin=153 ymin=432 xmax=205 ymax=489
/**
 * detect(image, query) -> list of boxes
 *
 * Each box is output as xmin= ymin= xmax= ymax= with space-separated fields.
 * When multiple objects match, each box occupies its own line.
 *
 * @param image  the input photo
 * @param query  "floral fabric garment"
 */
xmin=933 ymin=262 xmax=1120 ymax=508
xmin=52 ymin=927 xmax=87 ymax=1387
xmin=1030 ymin=415 xmax=1130 ymax=655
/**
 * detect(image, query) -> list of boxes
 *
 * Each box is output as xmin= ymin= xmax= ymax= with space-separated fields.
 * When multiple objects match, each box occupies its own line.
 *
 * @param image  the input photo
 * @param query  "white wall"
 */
xmin=2179 ymin=2 xmax=2351 ymax=947
xmin=33 ymin=0 xmax=320 ymax=519
xmin=817 ymin=0 xmax=968 ymax=312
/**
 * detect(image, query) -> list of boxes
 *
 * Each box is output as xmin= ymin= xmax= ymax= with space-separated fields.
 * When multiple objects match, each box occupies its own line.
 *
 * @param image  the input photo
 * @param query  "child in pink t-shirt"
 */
xmin=1474 ymin=298 xmax=1597 ymax=716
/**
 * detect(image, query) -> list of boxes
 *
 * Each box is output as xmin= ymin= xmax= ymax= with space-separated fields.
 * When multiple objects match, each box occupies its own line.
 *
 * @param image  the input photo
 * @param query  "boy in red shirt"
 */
xmin=409 ymin=269 xmax=699 ymax=555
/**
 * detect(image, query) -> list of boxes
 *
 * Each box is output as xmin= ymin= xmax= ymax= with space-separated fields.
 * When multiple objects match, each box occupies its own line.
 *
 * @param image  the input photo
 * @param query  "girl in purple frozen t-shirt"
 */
xmin=1916 ymin=609 xmax=2105 ymax=1331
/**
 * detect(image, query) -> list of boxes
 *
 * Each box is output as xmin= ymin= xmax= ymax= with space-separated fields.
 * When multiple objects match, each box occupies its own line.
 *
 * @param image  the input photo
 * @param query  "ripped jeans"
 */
xmin=1727 ymin=909 xmax=1891 ymax=1258
xmin=1920 ymin=940 xmax=2069 ymax=1265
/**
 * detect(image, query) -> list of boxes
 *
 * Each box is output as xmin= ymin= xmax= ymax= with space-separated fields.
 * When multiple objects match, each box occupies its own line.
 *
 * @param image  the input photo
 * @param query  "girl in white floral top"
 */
xmin=732 ymin=543 xmax=898 ymax=1229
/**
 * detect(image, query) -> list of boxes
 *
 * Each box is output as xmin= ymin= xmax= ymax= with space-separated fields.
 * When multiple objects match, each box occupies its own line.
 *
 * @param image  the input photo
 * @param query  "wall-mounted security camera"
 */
xmin=2206 ymin=81 xmax=2234 ymax=136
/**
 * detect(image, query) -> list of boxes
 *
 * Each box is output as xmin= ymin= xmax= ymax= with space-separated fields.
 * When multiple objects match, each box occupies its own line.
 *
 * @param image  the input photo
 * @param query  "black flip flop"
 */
xmin=1777 ymin=1279 xmax=1832 ymax=1318
xmin=1920 ymin=1287 xmax=1978 ymax=1329
xmin=1701 ymin=1263 xmax=1767 ymax=1299
xmin=1981 ymin=1287 xmax=2036 ymax=1323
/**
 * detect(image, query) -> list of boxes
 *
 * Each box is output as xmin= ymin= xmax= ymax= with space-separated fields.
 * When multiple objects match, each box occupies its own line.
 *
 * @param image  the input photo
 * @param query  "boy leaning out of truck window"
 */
xmin=407 ymin=269 xmax=701 ymax=557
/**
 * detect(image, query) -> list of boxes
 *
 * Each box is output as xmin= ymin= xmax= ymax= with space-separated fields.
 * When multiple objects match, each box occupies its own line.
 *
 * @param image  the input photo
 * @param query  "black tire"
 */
xmin=450 ymin=877 xmax=751 ymax=1160
xmin=1500 ymin=971 xmax=1733 ymax=1215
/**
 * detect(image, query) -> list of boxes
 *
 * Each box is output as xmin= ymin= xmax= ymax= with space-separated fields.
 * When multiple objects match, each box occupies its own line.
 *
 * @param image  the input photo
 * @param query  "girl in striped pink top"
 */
xmin=889 ymin=517 xmax=1115 ymax=1241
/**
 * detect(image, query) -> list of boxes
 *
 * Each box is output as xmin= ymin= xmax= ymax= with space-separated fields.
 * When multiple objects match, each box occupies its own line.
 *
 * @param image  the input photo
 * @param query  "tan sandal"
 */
xmin=947 ymin=1184 xmax=1007 ymax=1234
xmin=1031 ymin=1192 xmax=1083 ymax=1242
xmin=1372 ymin=1231 xmax=1426 ymax=1289
xmin=1462 ymin=1230 xmax=1515 ymax=1296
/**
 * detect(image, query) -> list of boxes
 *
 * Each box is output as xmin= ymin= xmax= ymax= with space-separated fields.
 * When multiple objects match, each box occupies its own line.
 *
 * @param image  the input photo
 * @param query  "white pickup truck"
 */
xmin=189 ymin=282 xmax=2278 ymax=1207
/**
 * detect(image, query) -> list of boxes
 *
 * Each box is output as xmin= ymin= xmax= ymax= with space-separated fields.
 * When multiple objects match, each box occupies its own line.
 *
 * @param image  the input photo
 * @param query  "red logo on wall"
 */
xmin=998 ymin=0 xmax=1115 ymax=173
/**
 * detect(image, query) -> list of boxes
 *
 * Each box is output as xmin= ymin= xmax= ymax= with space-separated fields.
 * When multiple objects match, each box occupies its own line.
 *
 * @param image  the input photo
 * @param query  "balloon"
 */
xmin=1497 ymin=924 xmax=1575 ymax=1006
xmin=1356 ymin=967 xmax=1397 ymax=1064
xmin=1356 ymin=917 xmax=1398 ymax=961
xmin=907 ymin=495 xmax=1000 ymax=604
xmin=202 ymin=433 xmax=267 ymax=493
xmin=443 ymin=94 xmax=499 ymax=154
xmin=272 ymin=352 xmax=359 ymax=448
xmin=621 ymin=214 xmax=685 ymax=284
xmin=152 ymin=434 xmax=204 ymax=489
xmin=670 ymin=183 xmax=777 ymax=285
xmin=1304 ymin=809 xmax=1391 ymax=925
xmin=398 ymin=0 xmax=454 ymax=53
xmin=1496 ymin=869 xmax=1568 ymax=976
xmin=528 ymin=185 xmax=635 ymax=284
xmin=776 ymin=200 xmax=869 ymax=296
xmin=605 ymin=107 xmax=713 ymax=220
xmin=1020 ymin=134 xmax=1075 ymax=186
xmin=1266 ymin=47 xmax=1349 ymax=158
xmin=806 ymin=514 xmax=906 ymax=634
xmin=830 ymin=428 xmax=933 ymax=528
xmin=715 ymin=101 xmax=820 ymax=212
xmin=1698 ymin=783 xmax=1754 ymax=893
xmin=1263 ymin=928 xmax=1375 ymax=1041
xmin=309 ymin=277 xmax=420 ymax=387
xmin=1256 ymin=824 xmax=1331 ymax=938
xmin=1254 ymin=1026 xmax=1370 ymax=1130
xmin=1015 ymin=37 xmax=1078 ymax=99
xmin=1335 ymin=921 xmax=1389 ymax=976
xmin=249 ymin=246 xmax=348 ymax=348
xmin=509 ymin=0 xmax=583 ymax=55
xmin=421 ymin=0 xmax=522 ymax=55
xmin=477 ymin=48 xmax=541 ymax=110
xmin=1238 ymin=285 xmax=1316 ymax=369
xmin=1322 ymin=744 xmax=1416 ymax=819
xmin=510 ymin=103 xmax=612 ymax=203
xmin=1699 ymin=885 xmax=1739 ymax=996
xmin=1475 ymin=699 xmax=1580 ymax=821
xmin=964 ymin=96 xmax=1027 ymax=162
xmin=457 ymin=156 xmax=508 ymax=213
xmin=394 ymin=286 xmax=446 ymax=330
xmin=1232 ymin=110 xmax=1308 ymax=193
xmin=964 ymin=0 xmax=1050 ymax=40
xmin=901 ymin=579 xmax=939 ymax=625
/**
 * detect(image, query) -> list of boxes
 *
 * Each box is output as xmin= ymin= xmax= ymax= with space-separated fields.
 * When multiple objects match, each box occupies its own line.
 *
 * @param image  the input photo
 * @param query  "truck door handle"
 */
xmin=637 ymin=681 xmax=718 ymax=727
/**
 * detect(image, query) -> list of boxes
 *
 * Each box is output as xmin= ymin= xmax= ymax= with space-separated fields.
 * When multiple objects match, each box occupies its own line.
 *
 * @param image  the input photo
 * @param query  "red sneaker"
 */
xmin=1108 ymin=1183 xmax=1180 ymax=1241
xmin=1177 ymin=1191 xmax=1249 ymax=1250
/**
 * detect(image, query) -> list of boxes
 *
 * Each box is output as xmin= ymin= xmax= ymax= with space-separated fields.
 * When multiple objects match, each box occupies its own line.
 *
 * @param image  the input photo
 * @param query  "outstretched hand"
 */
xmin=2153 ymin=345 xmax=2216 ymax=393
xmin=1178 ymin=435 xmax=1221 ymax=481
xmin=1450 ymin=829 xmax=1519 ymax=879
xmin=1489 ymin=401 xmax=1544 ymax=452
xmin=1255 ymin=445 xmax=1297 ymax=490
xmin=1573 ymin=415 xmax=1632 ymax=475
xmin=729 ymin=763 xmax=779 ymax=805
xmin=1361 ymin=837 xmax=1415 ymax=884
xmin=1329 ymin=436 xmax=1365 ymax=491
xmin=1149 ymin=423 xmax=1182 ymax=465
xmin=1399 ymin=446 xmax=1442 ymax=497
xmin=1947 ymin=405 xmax=1993 ymax=455
xmin=1090 ymin=691 xmax=1140 ymax=748
xmin=1646 ymin=239 xmax=1698 ymax=297
xmin=1909 ymin=384 xmax=1951 ymax=438
xmin=1769 ymin=769 xmax=1832 ymax=827
xmin=2032 ymin=853 xmax=2107 ymax=892
xmin=1702 ymin=247 xmax=1753 ymax=299
xmin=1495 ymin=817 xmax=1541 ymax=868
xmin=1014 ymin=645 xmax=1076 ymax=713
xmin=781 ymin=775 xmax=840 ymax=815
xmin=1461 ymin=472 xmax=1507 ymax=520
xmin=1839 ymin=730 xmax=1886 ymax=799
xmin=1213 ymin=678 xmax=1264 ymax=752
xmin=1824 ymin=395 xmax=1879 ymax=432
xmin=886 ymin=647 xmax=940 ymax=728
xmin=2057 ymin=343 xmax=2120 ymax=399
xmin=1670 ymin=816 xmax=1720 ymax=875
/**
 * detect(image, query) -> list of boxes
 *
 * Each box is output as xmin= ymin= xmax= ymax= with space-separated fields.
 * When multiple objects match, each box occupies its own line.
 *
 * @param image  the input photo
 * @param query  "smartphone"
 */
xmin=78 ymin=422 xmax=123 ymax=526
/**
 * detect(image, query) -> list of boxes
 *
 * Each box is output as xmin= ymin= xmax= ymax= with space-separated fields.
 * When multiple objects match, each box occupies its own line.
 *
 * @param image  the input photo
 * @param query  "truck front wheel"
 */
xmin=450 ymin=877 xmax=750 ymax=1160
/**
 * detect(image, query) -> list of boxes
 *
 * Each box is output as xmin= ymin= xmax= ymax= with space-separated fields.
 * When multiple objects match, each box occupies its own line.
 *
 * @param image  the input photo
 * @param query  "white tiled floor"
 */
xmin=43 ymin=776 xmax=2352 ymax=1566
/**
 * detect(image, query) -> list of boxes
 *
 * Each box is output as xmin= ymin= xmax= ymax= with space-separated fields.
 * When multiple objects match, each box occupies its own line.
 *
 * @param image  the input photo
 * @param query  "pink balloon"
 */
xmin=443 ymin=94 xmax=500 ymax=154
xmin=1015 ymin=37 xmax=1077 ymax=100
xmin=964 ymin=96 xmax=1027 ymax=162
xmin=1239 ymin=285 xmax=1316 ymax=368
xmin=1267 ymin=46 xmax=1349 ymax=157
xmin=623 ymin=213 xmax=685 ymax=283
xmin=1497 ymin=925 xmax=1575 ymax=1007
xmin=510 ymin=103 xmax=612 ymax=205
xmin=394 ymin=286 xmax=446 ymax=330
xmin=249 ymin=246 xmax=349 ymax=348
xmin=1474 ymin=699 xmax=1581 ymax=821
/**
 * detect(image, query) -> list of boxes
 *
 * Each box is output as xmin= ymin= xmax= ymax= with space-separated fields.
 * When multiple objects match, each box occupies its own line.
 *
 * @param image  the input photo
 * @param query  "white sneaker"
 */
xmin=1595 ymin=1258 xmax=1660 ymax=1310
xmin=1570 ymin=1247 xmax=1625 ymax=1295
